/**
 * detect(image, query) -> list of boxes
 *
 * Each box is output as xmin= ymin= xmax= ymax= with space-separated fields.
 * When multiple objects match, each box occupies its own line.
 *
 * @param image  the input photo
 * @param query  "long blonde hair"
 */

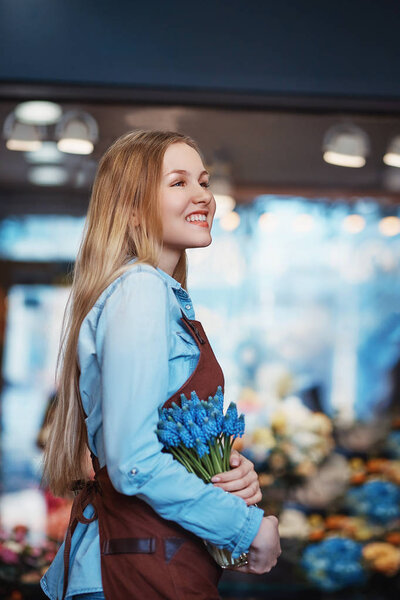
xmin=42 ymin=129 xmax=203 ymax=496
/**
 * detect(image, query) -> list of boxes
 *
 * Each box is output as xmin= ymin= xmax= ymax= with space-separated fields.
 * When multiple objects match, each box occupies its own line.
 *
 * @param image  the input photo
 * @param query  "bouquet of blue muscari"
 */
xmin=155 ymin=386 xmax=247 ymax=568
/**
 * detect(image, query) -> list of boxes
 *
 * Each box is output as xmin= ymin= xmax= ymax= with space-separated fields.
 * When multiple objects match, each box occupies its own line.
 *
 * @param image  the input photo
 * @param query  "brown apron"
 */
xmin=62 ymin=310 xmax=225 ymax=600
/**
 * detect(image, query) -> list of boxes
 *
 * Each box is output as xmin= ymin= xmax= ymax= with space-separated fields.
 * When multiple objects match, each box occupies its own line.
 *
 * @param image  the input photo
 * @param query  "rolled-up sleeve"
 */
xmin=95 ymin=269 xmax=264 ymax=556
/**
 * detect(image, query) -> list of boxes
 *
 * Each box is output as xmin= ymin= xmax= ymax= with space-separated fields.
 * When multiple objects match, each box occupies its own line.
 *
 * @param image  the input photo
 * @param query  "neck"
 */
xmin=157 ymin=248 xmax=181 ymax=277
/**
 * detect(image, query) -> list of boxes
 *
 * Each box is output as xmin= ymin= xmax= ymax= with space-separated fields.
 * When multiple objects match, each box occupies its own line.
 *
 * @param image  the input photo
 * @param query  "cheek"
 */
xmin=210 ymin=197 xmax=217 ymax=219
xmin=160 ymin=191 xmax=186 ymax=220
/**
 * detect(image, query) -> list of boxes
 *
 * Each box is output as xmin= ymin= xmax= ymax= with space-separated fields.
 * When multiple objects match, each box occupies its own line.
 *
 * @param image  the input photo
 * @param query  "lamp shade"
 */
xmin=323 ymin=124 xmax=370 ymax=168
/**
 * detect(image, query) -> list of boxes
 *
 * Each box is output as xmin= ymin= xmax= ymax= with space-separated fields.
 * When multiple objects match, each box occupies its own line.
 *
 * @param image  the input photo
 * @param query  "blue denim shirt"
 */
xmin=40 ymin=260 xmax=264 ymax=600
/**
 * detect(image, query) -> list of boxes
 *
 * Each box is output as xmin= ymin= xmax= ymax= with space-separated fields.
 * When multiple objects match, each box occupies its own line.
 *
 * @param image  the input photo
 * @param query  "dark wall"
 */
xmin=1 ymin=0 xmax=400 ymax=99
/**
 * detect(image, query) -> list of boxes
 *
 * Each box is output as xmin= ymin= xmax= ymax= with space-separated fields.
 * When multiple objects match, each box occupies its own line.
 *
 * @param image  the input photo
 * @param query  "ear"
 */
xmin=131 ymin=213 xmax=140 ymax=228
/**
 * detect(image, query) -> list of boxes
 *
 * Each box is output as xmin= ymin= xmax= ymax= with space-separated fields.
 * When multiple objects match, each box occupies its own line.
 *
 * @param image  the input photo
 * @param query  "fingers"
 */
xmin=229 ymin=449 xmax=241 ymax=467
xmin=267 ymin=514 xmax=279 ymax=526
xmin=235 ymin=557 xmax=279 ymax=575
xmin=227 ymin=480 xmax=260 ymax=500
xmin=211 ymin=452 xmax=254 ymax=483
xmin=211 ymin=463 xmax=249 ymax=483
xmin=213 ymin=471 xmax=259 ymax=493
xmin=243 ymin=489 xmax=263 ymax=506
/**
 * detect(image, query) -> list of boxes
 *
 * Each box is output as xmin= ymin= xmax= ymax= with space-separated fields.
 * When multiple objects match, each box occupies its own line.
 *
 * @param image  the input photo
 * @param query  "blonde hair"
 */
xmin=42 ymin=129 xmax=203 ymax=496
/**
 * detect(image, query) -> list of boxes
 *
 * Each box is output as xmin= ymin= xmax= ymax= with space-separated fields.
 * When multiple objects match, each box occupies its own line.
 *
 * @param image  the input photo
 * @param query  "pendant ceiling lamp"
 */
xmin=56 ymin=110 xmax=98 ymax=155
xmin=14 ymin=101 xmax=62 ymax=125
xmin=383 ymin=135 xmax=400 ymax=168
xmin=323 ymin=123 xmax=370 ymax=168
xmin=3 ymin=112 xmax=44 ymax=152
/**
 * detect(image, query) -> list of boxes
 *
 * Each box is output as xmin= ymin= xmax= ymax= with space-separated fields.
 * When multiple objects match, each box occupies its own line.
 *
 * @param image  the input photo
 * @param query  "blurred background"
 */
xmin=0 ymin=1 xmax=399 ymax=598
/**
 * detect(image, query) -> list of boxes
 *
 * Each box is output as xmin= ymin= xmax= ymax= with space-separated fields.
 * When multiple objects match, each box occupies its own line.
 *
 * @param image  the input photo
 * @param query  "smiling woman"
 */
xmin=157 ymin=143 xmax=216 ymax=273
xmin=39 ymin=129 xmax=279 ymax=600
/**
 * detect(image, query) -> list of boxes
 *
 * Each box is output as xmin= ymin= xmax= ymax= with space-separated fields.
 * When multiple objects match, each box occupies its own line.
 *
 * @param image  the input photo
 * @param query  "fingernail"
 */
xmin=211 ymin=476 xmax=221 ymax=482
xmin=231 ymin=459 xmax=239 ymax=466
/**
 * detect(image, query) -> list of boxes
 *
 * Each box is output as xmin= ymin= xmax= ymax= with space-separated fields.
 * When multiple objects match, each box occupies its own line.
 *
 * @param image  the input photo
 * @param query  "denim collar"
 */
xmin=127 ymin=257 xmax=187 ymax=295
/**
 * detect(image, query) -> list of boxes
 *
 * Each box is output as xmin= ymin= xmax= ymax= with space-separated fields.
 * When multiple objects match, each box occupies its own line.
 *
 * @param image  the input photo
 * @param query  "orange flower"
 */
xmin=386 ymin=532 xmax=400 ymax=546
xmin=366 ymin=458 xmax=389 ymax=473
xmin=309 ymin=529 xmax=325 ymax=542
xmin=362 ymin=542 xmax=400 ymax=576
xmin=325 ymin=515 xmax=349 ymax=530
xmin=351 ymin=472 xmax=367 ymax=485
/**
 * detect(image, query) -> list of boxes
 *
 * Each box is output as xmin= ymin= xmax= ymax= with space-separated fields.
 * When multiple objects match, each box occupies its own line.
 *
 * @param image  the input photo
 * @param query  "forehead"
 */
xmin=162 ymin=142 xmax=203 ymax=171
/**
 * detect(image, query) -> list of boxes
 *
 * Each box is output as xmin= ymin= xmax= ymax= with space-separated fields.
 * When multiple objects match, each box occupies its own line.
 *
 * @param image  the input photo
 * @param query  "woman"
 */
xmin=40 ymin=130 xmax=281 ymax=600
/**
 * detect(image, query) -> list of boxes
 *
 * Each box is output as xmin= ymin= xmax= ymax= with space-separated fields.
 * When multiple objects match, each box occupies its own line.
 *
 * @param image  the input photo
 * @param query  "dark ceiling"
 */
xmin=1 ymin=101 xmax=400 ymax=218
xmin=1 ymin=1 xmax=400 ymax=216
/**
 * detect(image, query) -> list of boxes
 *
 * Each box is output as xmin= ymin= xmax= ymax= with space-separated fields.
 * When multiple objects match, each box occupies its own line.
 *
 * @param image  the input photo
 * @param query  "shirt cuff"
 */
xmin=230 ymin=504 xmax=264 ymax=558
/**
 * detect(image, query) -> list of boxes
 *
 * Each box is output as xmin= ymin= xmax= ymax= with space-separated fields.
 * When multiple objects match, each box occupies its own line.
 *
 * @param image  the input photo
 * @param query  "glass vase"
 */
xmin=203 ymin=540 xmax=249 ymax=569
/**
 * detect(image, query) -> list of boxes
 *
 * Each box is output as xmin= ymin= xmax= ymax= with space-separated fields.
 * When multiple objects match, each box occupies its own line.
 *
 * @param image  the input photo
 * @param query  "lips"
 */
xmin=185 ymin=212 xmax=209 ymax=228
xmin=185 ymin=210 xmax=209 ymax=218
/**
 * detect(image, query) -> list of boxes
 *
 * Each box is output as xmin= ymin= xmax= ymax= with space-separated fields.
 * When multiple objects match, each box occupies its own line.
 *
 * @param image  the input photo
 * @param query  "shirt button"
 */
xmin=185 ymin=304 xmax=191 ymax=310
xmin=131 ymin=468 xmax=138 ymax=475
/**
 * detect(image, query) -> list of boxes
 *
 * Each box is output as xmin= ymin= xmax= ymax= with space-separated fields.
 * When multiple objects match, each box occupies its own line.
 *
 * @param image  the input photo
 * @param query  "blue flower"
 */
xmin=301 ymin=537 xmax=366 ymax=591
xmin=222 ymin=402 xmax=239 ymax=436
xmin=170 ymin=401 xmax=185 ymax=424
xmin=346 ymin=480 xmax=400 ymax=524
xmin=157 ymin=387 xmax=246 ymax=475
xmin=186 ymin=419 xmax=207 ymax=445
xmin=179 ymin=392 xmax=192 ymax=410
xmin=176 ymin=422 xmax=195 ymax=448
xmin=236 ymin=414 xmax=245 ymax=437
xmin=182 ymin=405 xmax=195 ymax=428
xmin=190 ymin=390 xmax=201 ymax=404
xmin=156 ymin=421 xmax=180 ymax=448
xmin=192 ymin=402 xmax=208 ymax=428
xmin=205 ymin=412 xmax=220 ymax=439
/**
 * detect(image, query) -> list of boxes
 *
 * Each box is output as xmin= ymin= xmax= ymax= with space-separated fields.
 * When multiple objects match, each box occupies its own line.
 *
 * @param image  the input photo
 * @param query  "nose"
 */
xmin=192 ymin=183 xmax=213 ymax=205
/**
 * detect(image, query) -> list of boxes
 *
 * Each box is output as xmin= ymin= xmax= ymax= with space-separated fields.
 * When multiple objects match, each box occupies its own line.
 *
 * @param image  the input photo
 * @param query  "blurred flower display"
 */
xmin=345 ymin=480 xmax=400 ymax=524
xmin=363 ymin=542 xmax=400 ymax=577
xmin=301 ymin=537 xmax=367 ymax=591
xmin=241 ymin=393 xmax=335 ymax=484
xmin=275 ymin=416 xmax=400 ymax=590
xmin=0 ymin=524 xmax=59 ymax=588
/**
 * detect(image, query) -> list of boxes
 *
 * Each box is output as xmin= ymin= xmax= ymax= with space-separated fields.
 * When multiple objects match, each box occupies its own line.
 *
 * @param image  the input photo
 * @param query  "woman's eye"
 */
xmin=172 ymin=180 xmax=210 ymax=187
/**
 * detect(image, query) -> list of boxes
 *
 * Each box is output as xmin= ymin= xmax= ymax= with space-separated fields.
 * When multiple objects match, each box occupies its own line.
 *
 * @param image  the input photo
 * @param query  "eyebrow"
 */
xmin=164 ymin=168 xmax=209 ymax=177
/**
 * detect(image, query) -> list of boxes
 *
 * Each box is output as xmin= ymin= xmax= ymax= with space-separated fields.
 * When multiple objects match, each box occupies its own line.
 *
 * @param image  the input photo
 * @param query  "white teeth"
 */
xmin=185 ymin=214 xmax=207 ymax=222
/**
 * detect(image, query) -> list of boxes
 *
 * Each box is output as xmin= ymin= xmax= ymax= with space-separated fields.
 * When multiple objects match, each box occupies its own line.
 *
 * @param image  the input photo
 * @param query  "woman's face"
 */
xmin=159 ymin=142 xmax=216 ymax=253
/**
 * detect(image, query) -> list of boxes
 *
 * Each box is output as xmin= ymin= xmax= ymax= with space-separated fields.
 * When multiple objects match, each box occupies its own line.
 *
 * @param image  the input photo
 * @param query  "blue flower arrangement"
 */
xmin=156 ymin=386 xmax=245 ymax=483
xmin=345 ymin=480 xmax=400 ymax=524
xmin=301 ymin=537 xmax=366 ymax=591
xmin=156 ymin=386 xmax=248 ymax=569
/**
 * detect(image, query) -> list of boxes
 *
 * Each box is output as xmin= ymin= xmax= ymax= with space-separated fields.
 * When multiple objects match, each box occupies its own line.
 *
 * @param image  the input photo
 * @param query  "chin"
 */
xmin=189 ymin=235 xmax=212 ymax=249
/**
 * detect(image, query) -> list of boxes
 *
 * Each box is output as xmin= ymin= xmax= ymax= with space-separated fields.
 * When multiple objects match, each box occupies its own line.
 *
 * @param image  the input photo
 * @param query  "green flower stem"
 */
xmin=208 ymin=440 xmax=223 ymax=473
xmin=224 ymin=435 xmax=233 ymax=471
xmin=179 ymin=445 xmax=211 ymax=481
xmin=171 ymin=447 xmax=195 ymax=474
xmin=201 ymin=451 xmax=215 ymax=475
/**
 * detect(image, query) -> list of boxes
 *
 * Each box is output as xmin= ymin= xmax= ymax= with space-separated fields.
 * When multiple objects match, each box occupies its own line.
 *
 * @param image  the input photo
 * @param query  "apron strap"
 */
xmin=180 ymin=310 xmax=206 ymax=345
xmin=91 ymin=450 xmax=101 ymax=474
xmin=62 ymin=478 xmax=100 ymax=600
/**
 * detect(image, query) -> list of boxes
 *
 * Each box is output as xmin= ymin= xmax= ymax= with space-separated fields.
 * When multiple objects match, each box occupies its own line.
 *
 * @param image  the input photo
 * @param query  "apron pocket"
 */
xmin=163 ymin=537 xmax=186 ymax=563
xmin=102 ymin=537 xmax=156 ymax=554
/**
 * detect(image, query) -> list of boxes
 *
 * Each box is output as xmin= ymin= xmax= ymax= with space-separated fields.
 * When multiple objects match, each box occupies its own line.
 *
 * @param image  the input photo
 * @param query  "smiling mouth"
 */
xmin=185 ymin=214 xmax=209 ymax=228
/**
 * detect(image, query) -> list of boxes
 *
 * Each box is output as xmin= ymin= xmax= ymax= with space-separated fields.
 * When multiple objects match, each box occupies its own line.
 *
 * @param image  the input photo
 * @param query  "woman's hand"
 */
xmin=235 ymin=515 xmax=281 ymax=575
xmin=210 ymin=449 xmax=262 ymax=505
